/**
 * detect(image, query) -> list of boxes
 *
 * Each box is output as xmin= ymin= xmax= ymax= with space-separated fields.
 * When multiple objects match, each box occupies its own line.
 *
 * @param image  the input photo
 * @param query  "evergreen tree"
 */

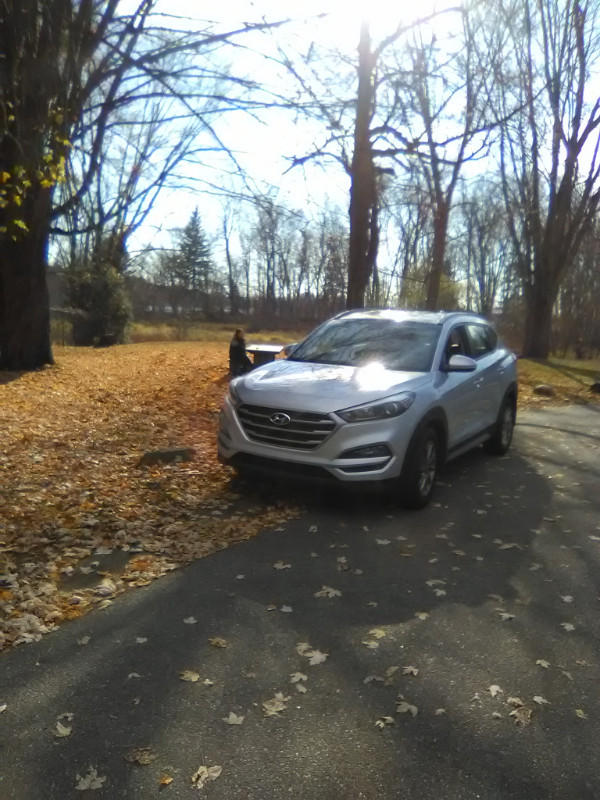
xmin=178 ymin=208 xmax=213 ymax=312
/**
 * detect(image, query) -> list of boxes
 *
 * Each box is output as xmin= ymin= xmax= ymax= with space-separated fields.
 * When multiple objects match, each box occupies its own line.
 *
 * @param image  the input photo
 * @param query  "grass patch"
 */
xmin=517 ymin=357 xmax=600 ymax=407
xmin=128 ymin=321 xmax=309 ymax=345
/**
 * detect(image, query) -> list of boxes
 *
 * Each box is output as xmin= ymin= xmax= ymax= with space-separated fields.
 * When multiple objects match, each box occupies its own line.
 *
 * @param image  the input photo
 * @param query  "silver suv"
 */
xmin=218 ymin=309 xmax=518 ymax=508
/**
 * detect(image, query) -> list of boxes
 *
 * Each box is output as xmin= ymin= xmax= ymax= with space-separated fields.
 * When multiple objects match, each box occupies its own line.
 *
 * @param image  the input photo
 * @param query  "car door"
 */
xmin=439 ymin=324 xmax=485 ymax=448
xmin=464 ymin=323 xmax=504 ymax=430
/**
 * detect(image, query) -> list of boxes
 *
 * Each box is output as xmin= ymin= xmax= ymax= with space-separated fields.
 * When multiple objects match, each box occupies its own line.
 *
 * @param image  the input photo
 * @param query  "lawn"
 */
xmin=0 ymin=342 xmax=597 ymax=651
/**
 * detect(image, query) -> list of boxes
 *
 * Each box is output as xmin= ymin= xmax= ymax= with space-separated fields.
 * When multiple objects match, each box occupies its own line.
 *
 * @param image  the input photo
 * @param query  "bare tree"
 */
xmin=0 ymin=0 xmax=288 ymax=370
xmin=494 ymin=0 xmax=600 ymax=357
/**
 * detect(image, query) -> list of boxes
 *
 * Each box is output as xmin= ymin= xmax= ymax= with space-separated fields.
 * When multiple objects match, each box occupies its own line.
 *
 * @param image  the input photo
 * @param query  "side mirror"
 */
xmin=445 ymin=354 xmax=477 ymax=372
xmin=282 ymin=343 xmax=298 ymax=357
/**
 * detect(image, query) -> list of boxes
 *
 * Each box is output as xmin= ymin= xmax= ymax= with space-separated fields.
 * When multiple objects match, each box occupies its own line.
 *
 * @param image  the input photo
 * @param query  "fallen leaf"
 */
xmin=314 ymin=585 xmax=342 ymax=598
xmin=488 ymin=685 xmax=503 ymax=698
xmin=509 ymin=706 xmax=533 ymax=725
xmin=191 ymin=765 xmax=222 ymax=789
xmin=499 ymin=543 xmax=521 ymax=550
xmin=435 ymin=708 xmax=446 ymax=716
xmin=536 ymin=659 xmax=550 ymax=669
xmin=561 ymin=622 xmax=575 ymax=632
xmin=135 ymin=637 xmax=148 ymax=644
xmin=368 ymin=628 xmax=386 ymax=639
xmin=362 ymin=640 xmax=379 ymax=650
xmin=497 ymin=611 xmax=516 ymax=621
xmin=159 ymin=774 xmax=174 ymax=786
xmin=376 ymin=539 xmax=391 ymax=545
xmin=375 ymin=716 xmax=395 ymax=729
xmin=75 ymin=766 xmax=106 ymax=791
xmin=307 ymin=649 xmax=328 ymax=665
xmin=385 ymin=666 xmax=400 ymax=679
xmin=491 ymin=711 xmax=502 ymax=719
xmin=77 ymin=635 xmax=91 ymax=646
xmin=507 ymin=697 xmax=524 ymax=707
xmin=273 ymin=561 xmax=291 ymax=570
xmin=222 ymin=712 xmax=244 ymax=725
xmin=0 ymin=702 xmax=6 ymax=713
xmin=296 ymin=642 xmax=311 ymax=655
xmin=364 ymin=675 xmax=384 ymax=684
xmin=402 ymin=666 xmax=419 ymax=677
xmin=128 ymin=672 xmax=142 ymax=679
xmin=290 ymin=672 xmax=307 ymax=683
xmin=55 ymin=720 xmax=72 ymax=738
xmin=560 ymin=595 xmax=574 ymax=603
xmin=183 ymin=616 xmax=197 ymax=625
xmin=414 ymin=612 xmax=429 ymax=621
xmin=262 ymin=692 xmax=291 ymax=716
xmin=575 ymin=708 xmax=588 ymax=719
xmin=396 ymin=701 xmax=418 ymax=717
xmin=296 ymin=683 xmax=307 ymax=694
xmin=280 ymin=605 xmax=293 ymax=613
xmin=208 ymin=637 xmax=227 ymax=648
xmin=533 ymin=696 xmax=550 ymax=705
xmin=434 ymin=588 xmax=447 ymax=598
xmin=180 ymin=670 xmax=201 ymax=683
xmin=125 ymin=747 xmax=157 ymax=765
xmin=309 ymin=525 xmax=318 ymax=533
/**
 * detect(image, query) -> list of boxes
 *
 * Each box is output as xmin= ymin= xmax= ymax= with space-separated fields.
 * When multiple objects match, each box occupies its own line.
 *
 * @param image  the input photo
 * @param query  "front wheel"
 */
xmin=483 ymin=398 xmax=515 ymax=455
xmin=397 ymin=426 xmax=440 ymax=510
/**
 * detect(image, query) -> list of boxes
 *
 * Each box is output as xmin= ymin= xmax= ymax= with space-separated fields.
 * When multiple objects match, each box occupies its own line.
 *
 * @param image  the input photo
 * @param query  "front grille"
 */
xmin=236 ymin=403 xmax=336 ymax=450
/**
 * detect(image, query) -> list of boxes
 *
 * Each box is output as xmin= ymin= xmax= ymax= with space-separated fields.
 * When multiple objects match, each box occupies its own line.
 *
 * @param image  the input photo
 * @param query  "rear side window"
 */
xmin=466 ymin=324 xmax=497 ymax=358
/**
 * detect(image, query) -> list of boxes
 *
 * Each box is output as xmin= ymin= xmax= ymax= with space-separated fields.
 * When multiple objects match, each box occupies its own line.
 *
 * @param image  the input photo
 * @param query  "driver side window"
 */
xmin=444 ymin=325 xmax=469 ymax=362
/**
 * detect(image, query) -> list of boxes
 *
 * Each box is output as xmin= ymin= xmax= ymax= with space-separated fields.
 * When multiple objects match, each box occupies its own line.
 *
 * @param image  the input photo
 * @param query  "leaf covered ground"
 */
xmin=0 ymin=344 xmax=597 ymax=652
xmin=0 ymin=343 xmax=297 ymax=651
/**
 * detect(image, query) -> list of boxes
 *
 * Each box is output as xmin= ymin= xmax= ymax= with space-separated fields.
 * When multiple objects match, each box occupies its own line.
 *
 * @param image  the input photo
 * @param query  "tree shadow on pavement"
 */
xmin=4 ymin=441 xmax=600 ymax=799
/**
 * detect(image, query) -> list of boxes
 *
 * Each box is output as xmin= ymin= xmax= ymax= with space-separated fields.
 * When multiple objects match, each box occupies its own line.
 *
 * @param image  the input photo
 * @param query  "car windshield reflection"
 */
xmin=290 ymin=318 xmax=441 ymax=372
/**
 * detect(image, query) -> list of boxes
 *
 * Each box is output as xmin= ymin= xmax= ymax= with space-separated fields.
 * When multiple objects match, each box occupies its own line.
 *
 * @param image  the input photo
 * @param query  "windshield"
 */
xmin=290 ymin=317 xmax=441 ymax=372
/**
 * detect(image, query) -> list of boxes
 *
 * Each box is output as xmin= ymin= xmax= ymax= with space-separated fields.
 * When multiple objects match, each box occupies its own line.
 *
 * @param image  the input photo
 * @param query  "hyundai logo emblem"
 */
xmin=270 ymin=412 xmax=291 ymax=426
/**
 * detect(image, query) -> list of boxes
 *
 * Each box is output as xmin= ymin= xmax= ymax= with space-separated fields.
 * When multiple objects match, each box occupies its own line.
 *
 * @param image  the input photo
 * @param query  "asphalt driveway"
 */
xmin=2 ymin=405 xmax=600 ymax=800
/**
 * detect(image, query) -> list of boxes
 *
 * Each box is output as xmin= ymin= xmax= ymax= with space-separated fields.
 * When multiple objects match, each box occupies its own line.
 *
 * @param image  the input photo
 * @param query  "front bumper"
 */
xmin=217 ymin=396 xmax=415 ymax=483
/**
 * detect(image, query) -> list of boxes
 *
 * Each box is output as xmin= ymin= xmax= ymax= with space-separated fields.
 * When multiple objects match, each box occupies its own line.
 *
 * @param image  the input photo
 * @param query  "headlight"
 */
xmin=228 ymin=379 xmax=242 ymax=407
xmin=336 ymin=392 xmax=415 ymax=423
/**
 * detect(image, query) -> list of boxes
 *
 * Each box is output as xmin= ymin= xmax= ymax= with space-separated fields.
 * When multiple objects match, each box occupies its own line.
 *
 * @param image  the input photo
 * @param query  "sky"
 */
xmin=128 ymin=0 xmax=455 ymax=260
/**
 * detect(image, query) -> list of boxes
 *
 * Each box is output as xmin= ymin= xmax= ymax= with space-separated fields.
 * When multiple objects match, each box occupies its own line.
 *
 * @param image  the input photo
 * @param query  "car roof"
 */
xmin=334 ymin=308 xmax=487 ymax=326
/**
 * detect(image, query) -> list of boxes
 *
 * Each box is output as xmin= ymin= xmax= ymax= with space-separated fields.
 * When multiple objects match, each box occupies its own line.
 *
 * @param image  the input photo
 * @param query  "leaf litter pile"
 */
xmin=0 ymin=343 xmax=297 ymax=651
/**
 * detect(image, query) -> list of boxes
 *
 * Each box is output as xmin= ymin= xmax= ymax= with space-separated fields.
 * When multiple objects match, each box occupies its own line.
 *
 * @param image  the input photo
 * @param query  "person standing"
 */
xmin=229 ymin=328 xmax=253 ymax=376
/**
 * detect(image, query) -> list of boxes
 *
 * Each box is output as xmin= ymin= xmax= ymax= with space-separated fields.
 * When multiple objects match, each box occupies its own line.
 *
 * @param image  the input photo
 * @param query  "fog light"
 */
xmin=339 ymin=444 xmax=392 ymax=459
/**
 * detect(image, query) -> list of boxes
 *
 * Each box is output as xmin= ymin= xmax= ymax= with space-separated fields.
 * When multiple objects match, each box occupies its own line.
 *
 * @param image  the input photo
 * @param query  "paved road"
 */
xmin=2 ymin=406 xmax=600 ymax=800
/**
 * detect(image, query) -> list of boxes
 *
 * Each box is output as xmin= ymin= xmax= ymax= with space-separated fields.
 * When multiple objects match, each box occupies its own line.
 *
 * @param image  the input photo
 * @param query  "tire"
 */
xmin=397 ymin=426 xmax=440 ymax=510
xmin=483 ymin=397 xmax=515 ymax=455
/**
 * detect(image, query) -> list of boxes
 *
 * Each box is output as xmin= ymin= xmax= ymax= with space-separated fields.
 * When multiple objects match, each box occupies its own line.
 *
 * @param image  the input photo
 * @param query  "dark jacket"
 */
xmin=229 ymin=335 xmax=253 ymax=376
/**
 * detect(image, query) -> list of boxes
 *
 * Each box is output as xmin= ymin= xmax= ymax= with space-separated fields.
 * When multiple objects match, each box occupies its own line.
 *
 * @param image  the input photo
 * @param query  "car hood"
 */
xmin=237 ymin=360 xmax=431 ymax=414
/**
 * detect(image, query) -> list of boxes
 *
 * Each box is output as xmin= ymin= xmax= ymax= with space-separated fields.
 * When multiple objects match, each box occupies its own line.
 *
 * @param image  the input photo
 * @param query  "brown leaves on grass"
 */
xmin=0 ymin=343 xmax=298 ymax=651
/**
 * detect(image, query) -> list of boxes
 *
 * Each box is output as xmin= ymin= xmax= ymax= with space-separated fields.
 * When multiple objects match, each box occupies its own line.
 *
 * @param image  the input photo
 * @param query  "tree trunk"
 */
xmin=0 ymin=196 xmax=54 ymax=371
xmin=347 ymin=21 xmax=376 ymax=310
xmin=425 ymin=199 xmax=449 ymax=310
xmin=521 ymin=275 xmax=558 ymax=359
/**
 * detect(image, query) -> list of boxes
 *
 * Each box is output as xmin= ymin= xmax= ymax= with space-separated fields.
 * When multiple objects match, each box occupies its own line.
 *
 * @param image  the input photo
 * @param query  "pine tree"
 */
xmin=178 ymin=208 xmax=213 ymax=312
